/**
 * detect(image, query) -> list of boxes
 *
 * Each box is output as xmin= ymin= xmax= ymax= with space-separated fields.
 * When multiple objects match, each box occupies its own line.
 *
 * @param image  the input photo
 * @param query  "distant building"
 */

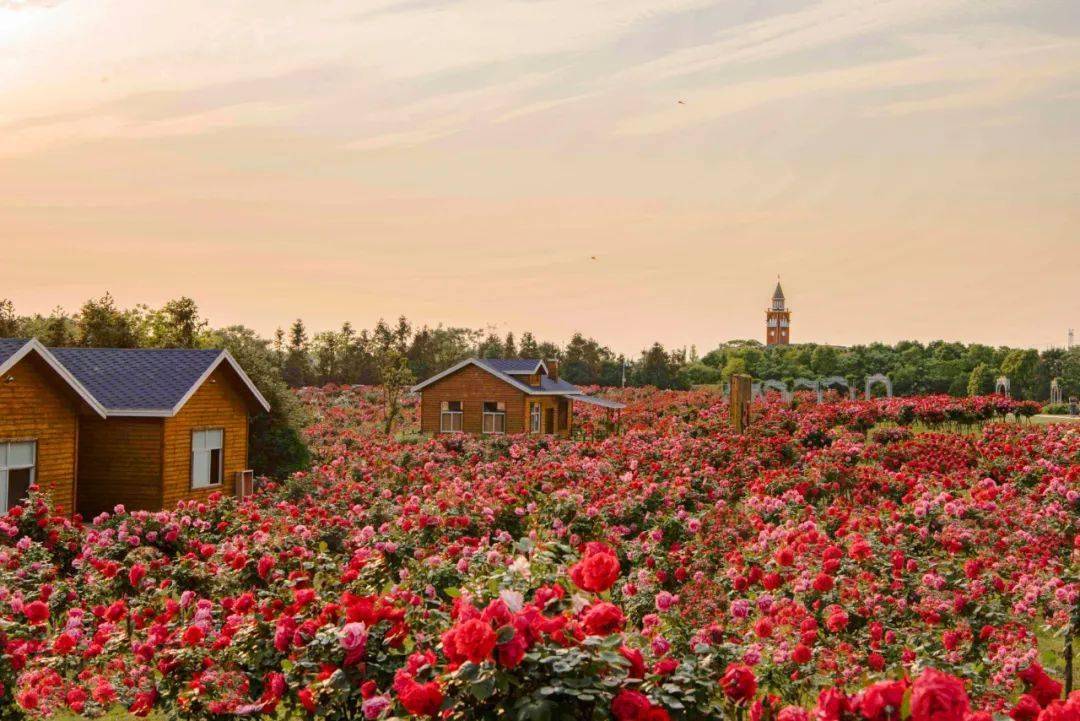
xmin=766 ymin=280 xmax=791 ymax=346
xmin=410 ymin=358 xmax=623 ymax=436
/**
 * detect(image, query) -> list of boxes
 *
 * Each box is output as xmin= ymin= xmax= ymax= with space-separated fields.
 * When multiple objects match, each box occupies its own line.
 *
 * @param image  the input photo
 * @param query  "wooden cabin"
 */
xmin=0 ymin=339 xmax=107 ymax=515
xmin=411 ymin=358 xmax=624 ymax=437
xmin=0 ymin=339 xmax=270 ymax=517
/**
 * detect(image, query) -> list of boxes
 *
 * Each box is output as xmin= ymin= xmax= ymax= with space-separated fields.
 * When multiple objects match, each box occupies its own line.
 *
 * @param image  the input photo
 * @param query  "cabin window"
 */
xmin=482 ymin=401 xmax=506 ymax=434
xmin=530 ymin=402 xmax=542 ymax=433
xmin=191 ymin=429 xmax=224 ymax=489
xmin=440 ymin=401 xmax=463 ymax=433
xmin=0 ymin=441 xmax=35 ymax=513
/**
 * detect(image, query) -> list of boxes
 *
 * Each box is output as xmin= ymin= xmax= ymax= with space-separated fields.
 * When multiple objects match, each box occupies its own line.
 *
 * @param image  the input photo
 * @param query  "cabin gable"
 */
xmin=161 ymin=365 xmax=250 ymax=508
xmin=419 ymin=364 xmax=527 ymax=435
xmin=0 ymin=353 xmax=82 ymax=514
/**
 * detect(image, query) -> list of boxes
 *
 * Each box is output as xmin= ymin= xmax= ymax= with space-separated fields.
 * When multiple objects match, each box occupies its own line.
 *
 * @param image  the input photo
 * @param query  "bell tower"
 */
xmin=766 ymin=279 xmax=791 ymax=346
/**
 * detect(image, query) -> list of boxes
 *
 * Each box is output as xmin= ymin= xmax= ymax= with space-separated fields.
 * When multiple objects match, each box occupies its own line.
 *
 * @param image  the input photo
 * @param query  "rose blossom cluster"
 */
xmin=0 ymin=386 xmax=1074 ymax=720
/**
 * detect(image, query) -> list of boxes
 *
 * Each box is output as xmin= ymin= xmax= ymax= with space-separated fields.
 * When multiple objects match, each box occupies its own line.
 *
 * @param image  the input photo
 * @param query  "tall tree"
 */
xmin=1001 ymin=349 xmax=1040 ymax=400
xmin=149 ymin=296 xmax=206 ymax=348
xmin=518 ymin=332 xmax=540 ymax=359
xmin=373 ymin=317 xmax=414 ymax=433
xmin=0 ymin=299 xmax=16 ymax=336
xmin=283 ymin=319 xmax=313 ymax=387
xmin=77 ymin=293 xmax=143 ymax=348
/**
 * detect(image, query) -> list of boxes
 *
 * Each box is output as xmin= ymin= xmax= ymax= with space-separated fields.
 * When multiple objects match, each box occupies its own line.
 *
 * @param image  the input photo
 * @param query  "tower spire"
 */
xmin=766 ymin=277 xmax=791 ymax=346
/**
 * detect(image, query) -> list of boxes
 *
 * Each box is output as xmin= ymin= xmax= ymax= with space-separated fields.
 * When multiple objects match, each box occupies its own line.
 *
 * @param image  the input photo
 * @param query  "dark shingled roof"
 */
xmin=0 ymin=339 xmax=29 ymax=368
xmin=537 ymin=376 xmax=581 ymax=393
xmin=773 ymin=281 xmax=785 ymax=301
xmin=478 ymin=358 xmax=543 ymax=374
xmin=50 ymin=347 xmax=223 ymax=412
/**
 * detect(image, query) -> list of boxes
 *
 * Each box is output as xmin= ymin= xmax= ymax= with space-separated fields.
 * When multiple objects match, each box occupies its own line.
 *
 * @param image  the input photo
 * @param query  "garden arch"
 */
xmin=865 ymin=373 xmax=893 ymax=398
xmin=995 ymin=376 xmax=1010 ymax=397
xmin=1050 ymin=378 xmax=1062 ymax=405
xmin=760 ymin=379 xmax=789 ymax=402
xmin=820 ymin=375 xmax=855 ymax=401
xmin=792 ymin=378 xmax=818 ymax=402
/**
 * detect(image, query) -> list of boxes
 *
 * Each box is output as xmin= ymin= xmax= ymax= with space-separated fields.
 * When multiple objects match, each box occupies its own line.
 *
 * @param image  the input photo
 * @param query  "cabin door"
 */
xmin=545 ymin=408 xmax=555 ymax=434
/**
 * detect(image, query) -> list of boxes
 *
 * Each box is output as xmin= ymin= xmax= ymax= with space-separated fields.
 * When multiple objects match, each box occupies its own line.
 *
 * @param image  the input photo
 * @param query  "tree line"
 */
xmin=2 ymin=293 xmax=1077 ymax=420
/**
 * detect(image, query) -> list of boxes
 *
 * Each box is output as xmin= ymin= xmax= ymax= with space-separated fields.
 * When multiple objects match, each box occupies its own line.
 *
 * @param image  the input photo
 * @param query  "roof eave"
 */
xmin=0 ymin=340 xmax=108 ymax=418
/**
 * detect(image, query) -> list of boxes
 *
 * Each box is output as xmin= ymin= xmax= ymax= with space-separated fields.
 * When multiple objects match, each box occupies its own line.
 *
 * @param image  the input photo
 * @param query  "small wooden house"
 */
xmin=0 ymin=339 xmax=108 ymax=515
xmin=0 ymin=339 xmax=270 ymax=517
xmin=411 ymin=358 xmax=624 ymax=436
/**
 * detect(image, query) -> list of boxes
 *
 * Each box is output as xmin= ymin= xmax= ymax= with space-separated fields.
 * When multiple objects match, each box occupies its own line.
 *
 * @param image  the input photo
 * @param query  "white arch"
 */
xmin=792 ymin=377 xmax=819 ymax=402
xmin=819 ymin=375 xmax=853 ymax=401
xmin=995 ymin=376 xmax=1010 ymax=397
xmin=865 ymin=373 xmax=893 ymax=398
xmin=760 ymin=379 xmax=790 ymax=402
xmin=1050 ymin=378 xmax=1062 ymax=405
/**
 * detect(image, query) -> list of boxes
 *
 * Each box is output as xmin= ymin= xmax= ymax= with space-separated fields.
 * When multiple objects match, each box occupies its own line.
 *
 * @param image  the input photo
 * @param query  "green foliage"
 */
xmin=681 ymin=362 xmax=722 ymax=386
xmin=968 ymin=363 xmax=993 ymax=397
xmin=205 ymin=326 xmax=311 ymax=478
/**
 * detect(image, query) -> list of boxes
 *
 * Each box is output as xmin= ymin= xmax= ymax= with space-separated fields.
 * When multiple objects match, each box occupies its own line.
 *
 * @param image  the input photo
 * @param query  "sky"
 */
xmin=1 ymin=0 xmax=1078 ymax=355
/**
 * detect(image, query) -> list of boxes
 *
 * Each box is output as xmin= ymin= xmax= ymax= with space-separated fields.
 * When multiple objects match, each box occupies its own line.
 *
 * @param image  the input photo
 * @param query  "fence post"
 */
xmin=731 ymin=374 xmax=752 ymax=433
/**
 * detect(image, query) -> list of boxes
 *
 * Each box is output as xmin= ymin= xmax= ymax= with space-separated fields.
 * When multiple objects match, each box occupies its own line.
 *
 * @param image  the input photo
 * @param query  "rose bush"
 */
xmin=0 ymin=386 xmax=1074 ymax=720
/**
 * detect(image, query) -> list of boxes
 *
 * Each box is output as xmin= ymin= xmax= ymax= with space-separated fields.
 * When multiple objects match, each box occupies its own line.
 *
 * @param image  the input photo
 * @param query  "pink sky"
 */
xmin=2 ymin=0 xmax=1078 ymax=353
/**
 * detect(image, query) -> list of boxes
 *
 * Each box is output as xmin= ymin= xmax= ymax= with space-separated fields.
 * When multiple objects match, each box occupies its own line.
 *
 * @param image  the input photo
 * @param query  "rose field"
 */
xmin=1 ymin=387 xmax=1078 ymax=721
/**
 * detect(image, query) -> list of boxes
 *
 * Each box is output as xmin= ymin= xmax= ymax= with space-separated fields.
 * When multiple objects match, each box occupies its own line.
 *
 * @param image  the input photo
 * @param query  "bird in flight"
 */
xmin=677 ymin=100 xmax=685 ymax=105
xmin=590 ymin=256 xmax=598 ymax=260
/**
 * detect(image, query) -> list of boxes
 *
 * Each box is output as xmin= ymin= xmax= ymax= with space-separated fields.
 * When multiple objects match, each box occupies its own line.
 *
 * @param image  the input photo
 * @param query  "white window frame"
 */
xmin=0 ymin=441 xmax=36 ymax=513
xmin=530 ymin=402 xmax=542 ymax=433
xmin=191 ymin=429 xmax=224 ymax=489
xmin=440 ymin=401 xmax=463 ymax=433
xmin=482 ymin=401 xmax=506 ymax=434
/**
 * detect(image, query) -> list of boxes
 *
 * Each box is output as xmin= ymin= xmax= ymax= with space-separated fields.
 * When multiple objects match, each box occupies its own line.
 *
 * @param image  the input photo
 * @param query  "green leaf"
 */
xmin=471 ymin=677 xmax=496 ymax=700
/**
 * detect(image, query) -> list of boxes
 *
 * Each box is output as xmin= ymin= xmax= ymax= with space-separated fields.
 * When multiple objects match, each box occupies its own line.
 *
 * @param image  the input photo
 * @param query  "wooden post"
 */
xmin=730 ymin=374 xmax=752 ymax=433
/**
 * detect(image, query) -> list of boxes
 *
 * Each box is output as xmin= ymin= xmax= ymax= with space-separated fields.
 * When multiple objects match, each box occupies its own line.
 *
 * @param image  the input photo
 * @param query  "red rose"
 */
xmin=813 ymin=573 xmax=835 ymax=592
xmin=397 ymin=679 xmax=443 ymax=717
xmin=570 ymin=545 xmax=621 ymax=593
xmin=620 ymin=645 xmax=646 ymax=679
xmin=779 ymin=707 xmax=811 ymax=721
xmin=825 ymin=607 xmax=849 ymax=633
xmin=497 ymin=636 xmax=527 ymax=669
xmin=23 ymin=600 xmax=49 ymax=625
xmin=298 ymin=688 xmax=317 ymax=713
xmin=654 ymin=657 xmax=679 ymax=675
xmin=54 ymin=632 xmax=77 ymax=654
xmin=612 ymin=689 xmax=652 ymax=721
xmin=857 ymin=680 xmax=907 ymax=721
xmin=453 ymin=618 xmax=497 ymax=665
xmin=129 ymin=563 xmax=147 ymax=587
xmin=815 ymin=687 xmax=852 ymax=721
xmin=721 ymin=663 xmax=758 ymax=703
xmin=182 ymin=625 xmax=205 ymax=646
xmin=583 ymin=602 xmax=626 ymax=636
xmin=1019 ymin=664 xmax=1063 ymax=707
xmin=1011 ymin=696 xmax=1043 ymax=721
xmin=792 ymin=644 xmax=812 ymax=664
xmin=910 ymin=668 xmax=969 ymax=721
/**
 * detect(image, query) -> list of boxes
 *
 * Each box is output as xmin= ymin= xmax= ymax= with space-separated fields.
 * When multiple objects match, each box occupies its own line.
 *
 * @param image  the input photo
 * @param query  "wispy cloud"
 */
xmin=0 ymin=0 xmax=65 ymax=9
xmin=616 ymin=27 xmax=1080 ymax=135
